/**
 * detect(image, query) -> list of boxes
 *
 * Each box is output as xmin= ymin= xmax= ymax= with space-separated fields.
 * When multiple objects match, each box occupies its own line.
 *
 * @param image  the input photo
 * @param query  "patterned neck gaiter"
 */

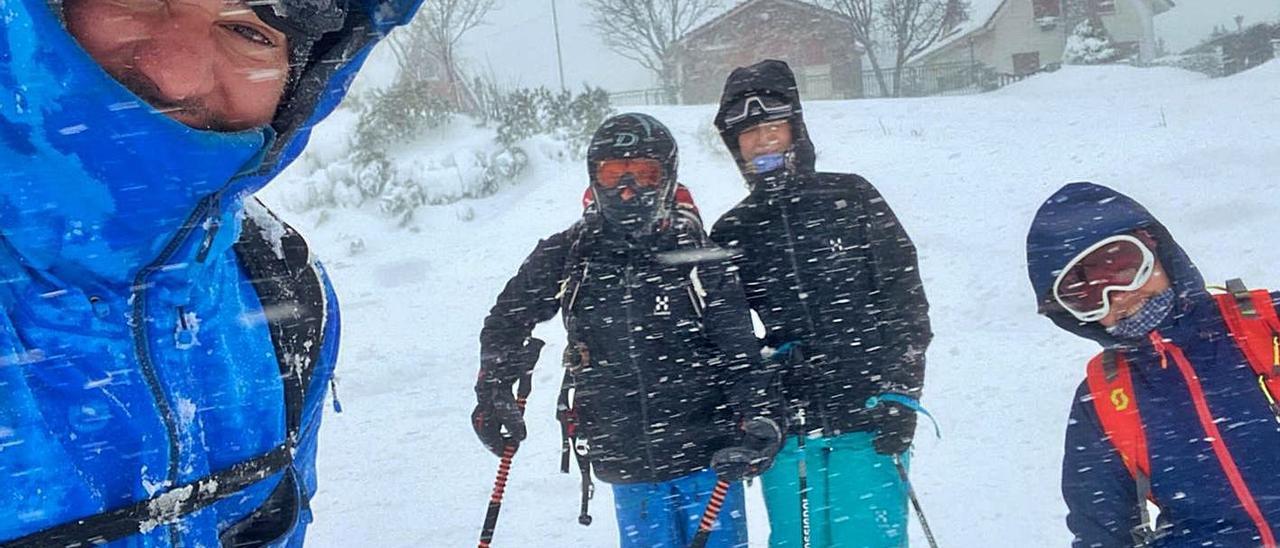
xmin=1105 ymin=288 xmax=1176 ymax=340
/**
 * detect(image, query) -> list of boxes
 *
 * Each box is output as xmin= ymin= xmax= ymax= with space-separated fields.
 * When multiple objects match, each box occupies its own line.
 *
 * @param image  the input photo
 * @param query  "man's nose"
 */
xmin=132 ymin=15 xmax=216 ymax=103
xmin=619 ymin=186 xmax=636 ymax=202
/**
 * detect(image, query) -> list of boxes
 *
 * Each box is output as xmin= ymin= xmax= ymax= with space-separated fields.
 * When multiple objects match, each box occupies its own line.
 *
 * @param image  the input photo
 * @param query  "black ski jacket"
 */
xmin=710 ymin=60 xmax=932 ymax=437
xmin=479 ymin=217 xmax=774 ymax=484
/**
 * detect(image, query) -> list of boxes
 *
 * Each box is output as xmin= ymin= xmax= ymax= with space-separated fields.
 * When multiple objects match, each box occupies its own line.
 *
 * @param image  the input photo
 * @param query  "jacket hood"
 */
xmin=0 ymin=0 xmax=419 ymax=281
xmin=713 ymin=59 xmax=817 ymax=184
xmin=1026 ymin=182 xmax=1207 ymax=348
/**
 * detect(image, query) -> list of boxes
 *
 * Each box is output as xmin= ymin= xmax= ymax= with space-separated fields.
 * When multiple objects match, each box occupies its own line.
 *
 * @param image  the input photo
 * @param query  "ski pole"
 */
xmin=894 ymin=454 xmax=938 ymax=548
xmin=477 ymin=372 xmax=533 ymax=548
xmin=796 ymin=409 xmax=811 ymax=548
xmin=689 ymin=477 xmax=733 ymax=548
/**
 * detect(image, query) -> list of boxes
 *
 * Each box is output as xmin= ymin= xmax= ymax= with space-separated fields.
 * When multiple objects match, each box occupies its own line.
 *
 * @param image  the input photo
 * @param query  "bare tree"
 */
xmin=387 ymin=0 xmax=499 ymax=110
xmin=820 ymin=0 xmax=891 ymax=97
xmin=880 ymin=0 xmax=967 ymax=95
xmin=585 ymin=0 xmax=723 ymax=103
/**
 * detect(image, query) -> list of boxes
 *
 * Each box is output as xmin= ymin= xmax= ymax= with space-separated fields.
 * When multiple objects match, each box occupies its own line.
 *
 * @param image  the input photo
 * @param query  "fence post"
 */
xmin=1272 ymin=39 xmax=1280 ymax=59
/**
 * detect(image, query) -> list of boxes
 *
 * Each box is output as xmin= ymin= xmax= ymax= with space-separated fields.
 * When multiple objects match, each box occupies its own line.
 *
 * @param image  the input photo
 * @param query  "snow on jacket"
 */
xmin=479 ymin=216 xmax=774 ymax=484
xmin=0 ymin=1 xmax=418 ymax=545
xmin=709 ymin=60 xmax=932 ymax=437
xmin=1027 ymin=182 xmax=1280 ymax=547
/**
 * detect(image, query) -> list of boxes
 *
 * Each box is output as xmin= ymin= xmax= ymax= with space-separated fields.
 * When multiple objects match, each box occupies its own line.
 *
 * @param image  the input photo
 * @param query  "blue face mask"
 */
xmin=751 ymin=153 xmax=786 ymax=174
xmin=1105 ymin=288 xmax=1176 ymax=340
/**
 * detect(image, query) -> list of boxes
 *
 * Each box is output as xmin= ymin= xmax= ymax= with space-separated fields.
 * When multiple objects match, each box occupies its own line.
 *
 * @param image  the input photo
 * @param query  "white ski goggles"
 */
xmin=723 ymin=95 xmax=792 ymax=128
xmin=1051 ymin=234 xmax=1156 ymax=323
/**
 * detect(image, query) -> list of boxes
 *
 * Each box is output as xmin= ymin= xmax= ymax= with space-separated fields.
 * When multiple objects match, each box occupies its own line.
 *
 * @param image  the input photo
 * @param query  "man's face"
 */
xmin=63 ymin=0 xmax=290 ymax=131
xmin=736 ymin=120 xmax=793 ymax=162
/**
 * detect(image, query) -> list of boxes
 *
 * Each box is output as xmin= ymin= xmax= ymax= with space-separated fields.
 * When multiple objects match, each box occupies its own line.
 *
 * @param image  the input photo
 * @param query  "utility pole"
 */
xmin=551 ymin=0 xmax=567 ymax=91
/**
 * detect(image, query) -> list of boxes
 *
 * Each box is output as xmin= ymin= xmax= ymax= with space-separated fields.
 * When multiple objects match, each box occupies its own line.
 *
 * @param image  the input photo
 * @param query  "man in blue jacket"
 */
xmin=0 ymin=0 xmax=420 ymax=544
xmin=1028 ymin=182 xmax=1280 ymax=547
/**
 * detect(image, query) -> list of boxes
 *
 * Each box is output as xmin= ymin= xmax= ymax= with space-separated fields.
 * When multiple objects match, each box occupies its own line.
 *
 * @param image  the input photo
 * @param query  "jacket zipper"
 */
xmin=129 ymin=196 xmax=221 ymax=544
xmin=776 ymin=196 xmax=832 ymax=436
xmin=624 ymin=262 xmax=660 ymax=473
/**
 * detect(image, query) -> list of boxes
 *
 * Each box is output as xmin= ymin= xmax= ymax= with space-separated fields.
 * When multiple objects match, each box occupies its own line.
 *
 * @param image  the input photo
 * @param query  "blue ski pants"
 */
xmin=611 ymin=468 xmax=749 ymax=548
xmin=760 ymin=431 xmax=909 ymax=547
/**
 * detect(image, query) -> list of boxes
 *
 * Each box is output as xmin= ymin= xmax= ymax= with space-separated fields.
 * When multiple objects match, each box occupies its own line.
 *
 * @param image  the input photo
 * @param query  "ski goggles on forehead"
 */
xmin=1052 ymin=234 xmax=1156 ymax=322
xmin=722 ymin=94 xmax=792 ymax=128
xmin=595 ymin=159 xmax=663 ymax=189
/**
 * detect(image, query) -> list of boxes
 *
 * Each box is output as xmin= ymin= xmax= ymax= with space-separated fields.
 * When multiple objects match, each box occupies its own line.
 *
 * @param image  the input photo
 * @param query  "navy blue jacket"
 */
xmin=1027 ymin=182 xmax=1280 ymax=547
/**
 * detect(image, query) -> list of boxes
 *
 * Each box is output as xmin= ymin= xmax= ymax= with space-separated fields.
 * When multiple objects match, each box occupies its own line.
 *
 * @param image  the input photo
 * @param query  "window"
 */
xmin=1013 ymin=51 xmax=1041 ymax=74
xmin=1032 ymin=0 xmax=1061 ymax=19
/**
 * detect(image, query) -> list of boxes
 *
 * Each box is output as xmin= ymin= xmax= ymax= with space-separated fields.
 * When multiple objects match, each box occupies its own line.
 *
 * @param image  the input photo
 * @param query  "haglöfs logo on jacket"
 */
xmin=654 ymin=295 xmax=671 ymax=316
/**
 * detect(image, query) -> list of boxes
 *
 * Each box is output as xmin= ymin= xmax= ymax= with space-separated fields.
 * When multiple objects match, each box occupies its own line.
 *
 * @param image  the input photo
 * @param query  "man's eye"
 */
xmin=225 ymin=23 xmax=277 ymax=47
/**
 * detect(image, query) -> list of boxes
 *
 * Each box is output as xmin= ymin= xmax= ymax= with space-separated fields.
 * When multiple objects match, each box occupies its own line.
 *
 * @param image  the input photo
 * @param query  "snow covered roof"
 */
xmin=910 ymin=0 xmax=1008 ymax=64
xmin=679 ymin=0 xmax=852 ymax=46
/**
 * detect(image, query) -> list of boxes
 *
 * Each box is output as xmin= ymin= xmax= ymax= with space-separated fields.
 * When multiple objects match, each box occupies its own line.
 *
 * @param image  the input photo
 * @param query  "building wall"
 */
xmin=1099 ymin=0 xmax=1157 ymax=60
xmin=678 ymin=0 xmax=862 ymax=104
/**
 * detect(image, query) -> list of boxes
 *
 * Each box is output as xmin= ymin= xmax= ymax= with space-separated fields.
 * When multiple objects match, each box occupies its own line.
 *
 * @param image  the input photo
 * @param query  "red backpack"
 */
xmin=1085 ymin=280 xmax=1280 ymax=546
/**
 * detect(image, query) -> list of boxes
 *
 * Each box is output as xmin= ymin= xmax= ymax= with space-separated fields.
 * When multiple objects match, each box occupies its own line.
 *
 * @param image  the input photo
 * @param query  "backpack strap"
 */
xmin=1085 ymin=350 xmax=1158 ymax=544
xmin=1213 ymin=280 xmax=1280 ymax=417
xmin=234 ymin=200 xmax=328 ymax=446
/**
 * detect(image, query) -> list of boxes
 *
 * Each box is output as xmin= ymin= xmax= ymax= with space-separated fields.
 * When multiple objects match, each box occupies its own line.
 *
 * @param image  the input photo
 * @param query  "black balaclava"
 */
xmin=585 ymin=113 xmax=679 ymax=236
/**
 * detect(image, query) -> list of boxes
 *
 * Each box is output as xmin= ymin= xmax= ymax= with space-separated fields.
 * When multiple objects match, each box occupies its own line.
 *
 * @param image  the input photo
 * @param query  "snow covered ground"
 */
xmin=258 ymin=62 xmax=1280 ymax=547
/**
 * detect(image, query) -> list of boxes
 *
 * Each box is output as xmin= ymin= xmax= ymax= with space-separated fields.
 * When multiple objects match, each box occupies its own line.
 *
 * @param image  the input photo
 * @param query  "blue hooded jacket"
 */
xmin=1027 ymin=183 xmax=1280 ymax=547
xmin=0 ymin=0 xmax=419 ymax=544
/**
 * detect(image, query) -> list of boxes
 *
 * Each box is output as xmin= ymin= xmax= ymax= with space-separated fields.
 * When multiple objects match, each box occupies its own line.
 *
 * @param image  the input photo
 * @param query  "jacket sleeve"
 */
xmin=477 ymin=230 xmax=571 ymax=384
xmin=709 ymin=210 xmax=782 ymax=349
xmin=850 ymin=176 xmax=932 ymax=397
xmin=1062 ymin=381 xmax=1143 ymax=547
xmin=697 ymin=255 xmax=783 ymax=422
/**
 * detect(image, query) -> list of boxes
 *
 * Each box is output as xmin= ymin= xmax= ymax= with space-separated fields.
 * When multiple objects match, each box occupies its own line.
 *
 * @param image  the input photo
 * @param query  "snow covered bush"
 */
xmin=1064 ymin=18 xmax=1120 ymax=65
xmin=353 ymin=80 xmax=456 ymax=155
xmin=473 ymin=80 xmax=612 ymax=157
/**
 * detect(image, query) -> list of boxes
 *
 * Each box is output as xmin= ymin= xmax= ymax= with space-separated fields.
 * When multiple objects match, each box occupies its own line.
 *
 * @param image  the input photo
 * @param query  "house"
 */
xmin=911 ymin=0 xmax=1176 ymax=75
xmin=672 ymin=0 xmax=864 ymax=105
xmin=1184 ymin=21 xmax=1279 ymax=76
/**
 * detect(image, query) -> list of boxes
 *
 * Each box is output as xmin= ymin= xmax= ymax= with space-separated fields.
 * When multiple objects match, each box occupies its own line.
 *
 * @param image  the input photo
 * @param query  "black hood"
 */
xmin=713 ymin=59 xmax=817 ymax=184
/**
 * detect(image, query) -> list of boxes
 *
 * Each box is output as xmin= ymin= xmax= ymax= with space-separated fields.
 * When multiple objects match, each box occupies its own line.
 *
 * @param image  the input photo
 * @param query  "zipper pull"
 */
xmin=1149 ymin=331 xmax=1169 ymax=369
xmin=330 ymin=377 xmax=344 ymax=414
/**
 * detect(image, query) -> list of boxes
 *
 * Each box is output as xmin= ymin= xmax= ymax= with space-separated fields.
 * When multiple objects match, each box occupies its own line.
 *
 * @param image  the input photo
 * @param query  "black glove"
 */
xmin=873 ymin=403 xmax=917 ymax=456
xmin=711 ymin=416 xmax=784 ymax=481
xmin=471 ymin=378 xmax=526 ymax=457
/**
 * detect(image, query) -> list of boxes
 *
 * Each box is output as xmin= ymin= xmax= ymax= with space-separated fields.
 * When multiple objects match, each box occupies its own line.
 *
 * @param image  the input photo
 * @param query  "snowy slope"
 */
xmin=257 ymin=62 xmax=1280 ymax=547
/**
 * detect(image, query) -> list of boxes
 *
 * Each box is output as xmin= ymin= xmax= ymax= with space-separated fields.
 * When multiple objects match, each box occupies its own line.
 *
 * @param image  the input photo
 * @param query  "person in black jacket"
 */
xmin=709 ymin=60 xmax=933 ymax=547
xmin=472 ymin=113 xmax=782 ymax=548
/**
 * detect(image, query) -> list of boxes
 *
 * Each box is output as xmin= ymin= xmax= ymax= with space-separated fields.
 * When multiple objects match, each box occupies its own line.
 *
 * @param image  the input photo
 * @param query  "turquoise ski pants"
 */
xmin=760 ymin=431 xmax=909 ymax=547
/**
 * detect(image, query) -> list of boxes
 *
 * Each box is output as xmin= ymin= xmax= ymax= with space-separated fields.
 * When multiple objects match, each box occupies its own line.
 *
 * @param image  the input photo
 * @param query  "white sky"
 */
xmin=459 ymin=0 xmax=655 ymax=93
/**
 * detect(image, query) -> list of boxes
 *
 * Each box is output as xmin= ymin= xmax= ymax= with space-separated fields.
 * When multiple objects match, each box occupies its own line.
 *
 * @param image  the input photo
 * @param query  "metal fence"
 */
xmin=608 ymin=87 xmax=677 ymax=107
